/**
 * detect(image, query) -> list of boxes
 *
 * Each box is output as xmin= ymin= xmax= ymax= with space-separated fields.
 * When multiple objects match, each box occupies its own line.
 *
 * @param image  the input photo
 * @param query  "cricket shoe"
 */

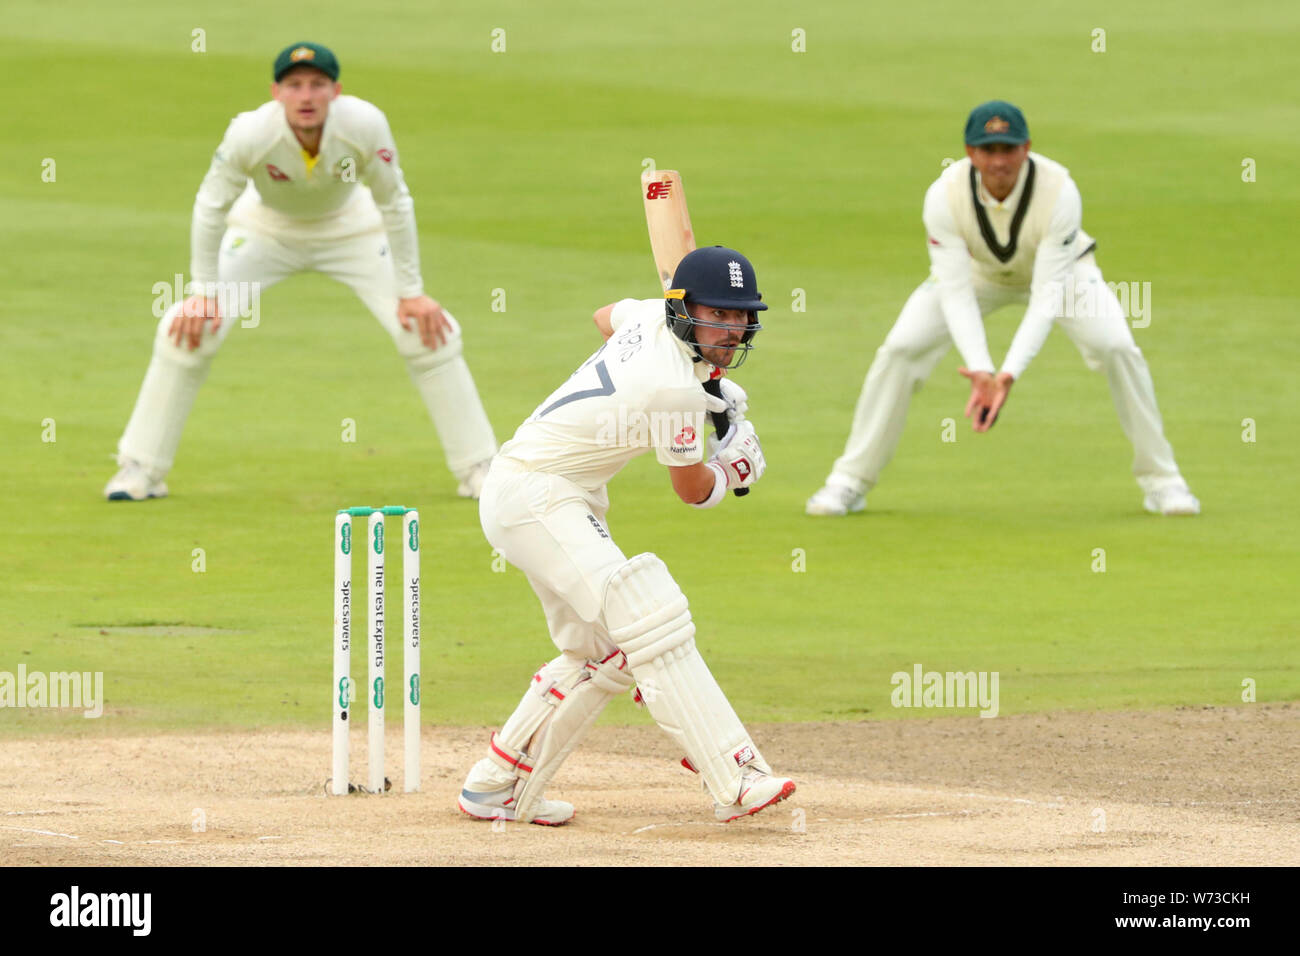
xmin=455 ymin=458 xmax=494 ymax=500
xmin=457 ymin=785 xmax=574 ymax=826
xmin=715 ymin=768 xmax=797 ymax=823
xmin=805 ymin=480 xmax=865 ymax=516
xmin=103 ymin=457 xmax=168 ymax=501
xmin=1143 ymin=480 xmax=1200 ymax=516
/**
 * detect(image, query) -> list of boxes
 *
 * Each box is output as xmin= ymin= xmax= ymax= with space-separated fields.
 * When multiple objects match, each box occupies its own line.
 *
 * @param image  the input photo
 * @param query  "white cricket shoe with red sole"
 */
xmin=457 ymin=786 xmax=575 ymax=826
xmin=715 ymin=768 xmax=797 ymax=823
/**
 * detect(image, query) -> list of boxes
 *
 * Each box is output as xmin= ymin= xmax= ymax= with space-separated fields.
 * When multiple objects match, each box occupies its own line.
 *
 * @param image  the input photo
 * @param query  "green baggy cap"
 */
xmin=273 ymin=42 xmax=340 ymax=82
xmin=964 ymin=101 xmax=1029 ymax=146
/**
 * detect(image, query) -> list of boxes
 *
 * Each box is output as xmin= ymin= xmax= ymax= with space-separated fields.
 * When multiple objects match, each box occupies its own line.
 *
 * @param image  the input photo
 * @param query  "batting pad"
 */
xmin=486 ymin=651 xmax=634 ymax=823
xmin=605 ymin=553 xmax=770 ymax=805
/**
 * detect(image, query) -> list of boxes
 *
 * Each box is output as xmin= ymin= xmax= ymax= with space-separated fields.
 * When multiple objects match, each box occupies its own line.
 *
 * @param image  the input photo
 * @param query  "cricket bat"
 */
xmin=641 ymin=169 xmax=695 ymax=292
xmin=640 ymin=169 xmax=748 ymax=496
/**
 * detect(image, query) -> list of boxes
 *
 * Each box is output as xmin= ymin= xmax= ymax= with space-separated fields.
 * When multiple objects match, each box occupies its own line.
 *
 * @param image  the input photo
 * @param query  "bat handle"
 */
xmin=702 ymin=378 xmax=748 ymax=498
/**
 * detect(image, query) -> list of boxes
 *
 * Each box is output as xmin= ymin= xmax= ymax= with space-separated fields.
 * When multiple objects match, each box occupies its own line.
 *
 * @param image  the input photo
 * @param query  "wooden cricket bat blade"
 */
xmin=641 ymin=169 xmax=695 ymax=290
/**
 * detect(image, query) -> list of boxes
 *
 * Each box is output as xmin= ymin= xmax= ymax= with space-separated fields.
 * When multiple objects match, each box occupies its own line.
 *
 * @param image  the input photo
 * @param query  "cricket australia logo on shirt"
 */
xmin=727 ymin=261 xmax=744 ymax=287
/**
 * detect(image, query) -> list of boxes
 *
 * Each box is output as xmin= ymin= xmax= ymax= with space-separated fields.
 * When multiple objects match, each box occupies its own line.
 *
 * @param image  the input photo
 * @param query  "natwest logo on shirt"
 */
xmin=674 ymin=425 xmax=696 ymax=446
xmin=266 ymin=164 xmax=290 ymax=181
xmin=376 ymin=149 xmax=393 ymax=164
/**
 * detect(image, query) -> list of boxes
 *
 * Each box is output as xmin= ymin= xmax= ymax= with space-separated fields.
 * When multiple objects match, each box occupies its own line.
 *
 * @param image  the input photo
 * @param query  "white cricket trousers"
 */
xmin=829 ymin=254 xmax=1184 ymax=495
xmin=479 ymin=458 xmax=628 ymax=664
xmin=116 ymin=226 xmax=497 ymax=479
xmin=462 ymin=458 xmax=630 ymax=792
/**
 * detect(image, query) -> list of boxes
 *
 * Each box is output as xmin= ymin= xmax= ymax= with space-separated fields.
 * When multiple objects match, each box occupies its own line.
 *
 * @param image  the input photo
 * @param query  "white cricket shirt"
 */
xmin=497 ymin=299 xmax=716 ymax=491
xmin=924 ymin=152 xmax=1096 ymax=378
xmin=190 ymin=95 xmax=424 ymax=297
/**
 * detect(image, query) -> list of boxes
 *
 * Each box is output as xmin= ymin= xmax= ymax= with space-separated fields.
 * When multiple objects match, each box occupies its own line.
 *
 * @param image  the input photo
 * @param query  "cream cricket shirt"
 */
xmin=924 ymin=152 xmax=1097 ymax=379
xmin=190 ymin=95 xmax=424 ymax=298
xmin=498 ymin=299 xmax=715 ymax=492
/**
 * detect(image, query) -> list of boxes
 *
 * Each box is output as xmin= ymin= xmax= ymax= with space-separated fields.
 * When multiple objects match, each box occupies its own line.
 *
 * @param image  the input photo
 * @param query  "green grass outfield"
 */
xmin=2 ymin=0 xmax=1296 ymax=737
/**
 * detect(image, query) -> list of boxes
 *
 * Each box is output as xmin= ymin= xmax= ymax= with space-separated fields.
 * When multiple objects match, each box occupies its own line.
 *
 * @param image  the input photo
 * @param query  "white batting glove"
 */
xmin=710 ymin=420 xmax=765 ymax=489
xmin=716 ymin=378 xmax=748 ymax=423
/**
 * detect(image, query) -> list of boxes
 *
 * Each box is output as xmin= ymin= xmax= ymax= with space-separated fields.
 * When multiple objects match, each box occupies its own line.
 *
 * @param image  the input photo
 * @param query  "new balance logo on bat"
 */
xmin=646 ymin=181 xmax=671 ymax=200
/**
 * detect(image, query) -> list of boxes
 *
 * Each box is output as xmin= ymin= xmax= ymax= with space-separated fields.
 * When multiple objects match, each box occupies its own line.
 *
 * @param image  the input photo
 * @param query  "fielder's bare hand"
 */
xmin=398 ymin=295 xmax=452 ymax=349
xmin=169 ymin=295 xmax=222 ymax=351
xmin=959 ymin=367 xmax=1014 ymax=432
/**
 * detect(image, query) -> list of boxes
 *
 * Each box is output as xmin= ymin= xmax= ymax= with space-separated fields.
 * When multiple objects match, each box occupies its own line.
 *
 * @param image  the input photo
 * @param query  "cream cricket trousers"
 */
xmin=829 ymin=254 xmax=1184 ymax=495
xmin=478 ymin=458 xmax=628 ymax=663
xmin=116 ymin=227 xmax=497 ymax=479
xmin=463 ymin=458 xmax=637 ymax=795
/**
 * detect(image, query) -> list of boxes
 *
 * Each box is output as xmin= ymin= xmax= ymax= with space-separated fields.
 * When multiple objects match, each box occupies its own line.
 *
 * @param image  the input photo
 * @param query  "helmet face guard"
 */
xmin=664 ymin=293 xmax=762 ymax=370
xmin=663 ymin=246 xmax=767 ymax=370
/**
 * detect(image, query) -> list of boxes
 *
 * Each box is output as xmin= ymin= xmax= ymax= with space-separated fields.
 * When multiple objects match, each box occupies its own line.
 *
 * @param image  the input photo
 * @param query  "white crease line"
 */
xmin=889 ymin=786 xmax=1067 ymax=809
xmin=257 ymin=836 xmax=284 ymax=841
xmin=1 ymin=825 xmax=78 ymax=839
xmin=631 ymin=821 xmax=727 ymax=834
xmin=864 ymin=809 xmax=975 ymax=822
xmin=634 ymin=808 xmax=984 ymax=834
xmin=1175 ymin=799 xmax=1299 ymax=807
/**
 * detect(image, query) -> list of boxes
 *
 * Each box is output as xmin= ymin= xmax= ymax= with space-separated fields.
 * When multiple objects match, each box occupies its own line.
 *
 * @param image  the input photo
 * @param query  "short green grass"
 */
xmin=2 ymin=0 xmax=1296 ymax=737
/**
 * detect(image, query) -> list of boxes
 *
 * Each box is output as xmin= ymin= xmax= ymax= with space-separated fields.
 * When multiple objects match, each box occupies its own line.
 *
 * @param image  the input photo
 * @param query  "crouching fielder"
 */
xmin=458 ymin=246 xmax=796 ymax=825
xmin=806 ymin=100 xmax=1198 ymax=518
xmin=105 ymin=43 xmax=496 ymax=501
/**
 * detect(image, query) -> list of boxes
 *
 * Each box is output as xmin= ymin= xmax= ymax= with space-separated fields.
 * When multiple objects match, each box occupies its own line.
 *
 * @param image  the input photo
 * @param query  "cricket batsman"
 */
xmin=105 ymin=42 xmax=497 ymax=501
xmin=806 ymin=100 xmax=1199 ymax=517
xmin=456 ymin=246 xmax=796 ymax=825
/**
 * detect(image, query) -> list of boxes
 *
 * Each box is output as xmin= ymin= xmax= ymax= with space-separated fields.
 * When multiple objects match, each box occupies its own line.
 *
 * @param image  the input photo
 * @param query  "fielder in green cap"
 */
xmin=272 ymin=41 xmax=340 ymax=82
xmin=104 ymin=44 xmax=500 ymax=503
xmin=807 ymin=100 xmax=1199 ymax=517
xmin=964 ymin=99 xmax=1030 ymax=147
